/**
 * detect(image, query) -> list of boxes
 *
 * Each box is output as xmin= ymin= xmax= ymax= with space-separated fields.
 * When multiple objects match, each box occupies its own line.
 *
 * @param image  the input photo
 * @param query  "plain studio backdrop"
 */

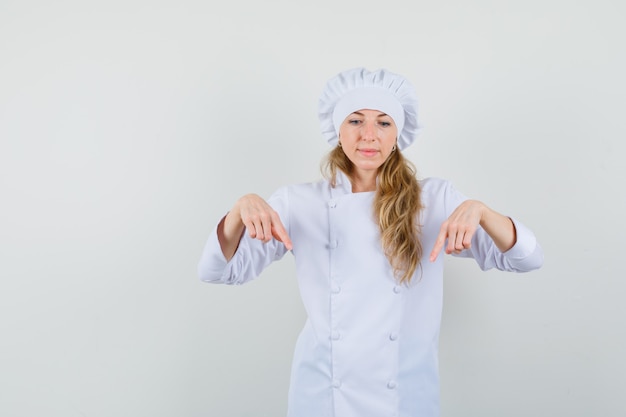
xmin=1 ymin=0 xmax=625 ymax=416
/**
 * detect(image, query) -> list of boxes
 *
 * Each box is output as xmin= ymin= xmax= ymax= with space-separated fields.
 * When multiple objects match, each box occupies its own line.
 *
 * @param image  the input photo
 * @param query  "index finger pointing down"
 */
xmin=270 ymin=215 xmax=293 ymax=250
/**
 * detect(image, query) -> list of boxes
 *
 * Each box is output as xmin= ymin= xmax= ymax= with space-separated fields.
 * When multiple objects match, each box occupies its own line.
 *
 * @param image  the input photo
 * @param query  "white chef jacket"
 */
xmin=198 ymin=171 xmax=543 ymax=417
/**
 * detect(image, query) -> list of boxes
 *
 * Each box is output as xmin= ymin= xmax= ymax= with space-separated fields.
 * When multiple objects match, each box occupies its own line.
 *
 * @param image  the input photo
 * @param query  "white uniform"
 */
xmin=198 ymin=171 xmax=543 ymax=417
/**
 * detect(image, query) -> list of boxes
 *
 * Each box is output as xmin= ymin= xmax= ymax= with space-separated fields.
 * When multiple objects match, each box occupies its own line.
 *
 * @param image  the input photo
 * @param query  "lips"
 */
xmin=358 ymin=149 xmax=379 ymax=157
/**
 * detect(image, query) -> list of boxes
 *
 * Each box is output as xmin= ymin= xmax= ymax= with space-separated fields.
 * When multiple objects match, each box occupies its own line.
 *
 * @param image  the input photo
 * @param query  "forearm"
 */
xmin=479 ymin=205 xmax=517 ymax=253
xmin=217 ymin=209 xmax=245 ymax=261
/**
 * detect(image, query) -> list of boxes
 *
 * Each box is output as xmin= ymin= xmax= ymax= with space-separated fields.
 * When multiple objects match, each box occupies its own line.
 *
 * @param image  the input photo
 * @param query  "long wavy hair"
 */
xmin=322 ymin=145 xmax=423 ymax=283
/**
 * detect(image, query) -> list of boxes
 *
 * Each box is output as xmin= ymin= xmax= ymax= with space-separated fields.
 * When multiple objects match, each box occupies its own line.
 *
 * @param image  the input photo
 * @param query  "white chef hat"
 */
xmin=318 ymin=67 xmax=419 ymax=150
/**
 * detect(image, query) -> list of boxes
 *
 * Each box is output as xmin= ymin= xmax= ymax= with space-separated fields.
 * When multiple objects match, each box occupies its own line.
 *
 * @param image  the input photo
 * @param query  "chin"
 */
xmin=355 ymin=162 xmax=384 ymax=171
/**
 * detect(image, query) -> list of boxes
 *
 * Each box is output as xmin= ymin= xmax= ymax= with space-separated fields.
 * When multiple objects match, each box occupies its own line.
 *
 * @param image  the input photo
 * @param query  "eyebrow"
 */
xmin=351 ymin=111 xmax=389 ymax=117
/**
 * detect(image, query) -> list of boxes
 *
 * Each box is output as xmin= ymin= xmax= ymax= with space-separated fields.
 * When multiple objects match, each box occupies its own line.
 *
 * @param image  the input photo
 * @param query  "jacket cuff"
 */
xmin=503 ymin=217 xmax=538 ymax=259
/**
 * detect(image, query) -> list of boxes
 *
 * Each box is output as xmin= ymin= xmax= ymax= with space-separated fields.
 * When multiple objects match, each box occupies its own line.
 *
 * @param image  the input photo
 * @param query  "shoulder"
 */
xmin=419 ymin=176 xmax=469 ymax=217
xmin=283 ymin=177 xmax=331 ymax=194
xmin=418 ymin=176 xmax=453 ymax=197
xmin=270 ymin=177 xmax=332 ymax=202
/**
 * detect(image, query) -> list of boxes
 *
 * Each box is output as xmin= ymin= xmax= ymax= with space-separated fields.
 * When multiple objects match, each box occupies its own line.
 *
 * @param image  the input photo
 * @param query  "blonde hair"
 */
xmin=322 ymin=146 xmax=423 ymax=283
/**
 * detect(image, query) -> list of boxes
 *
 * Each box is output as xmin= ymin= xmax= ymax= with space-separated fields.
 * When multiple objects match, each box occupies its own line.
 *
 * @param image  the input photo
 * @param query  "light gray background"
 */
xmin=1 ymin=0 xmax=624 ymax=416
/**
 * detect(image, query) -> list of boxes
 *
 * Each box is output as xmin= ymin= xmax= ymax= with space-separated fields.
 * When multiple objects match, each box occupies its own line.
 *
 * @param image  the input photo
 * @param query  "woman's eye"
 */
xmin=348 ymin=119 xmax=361 ymax=125
xmin=380 ymin=121 xmax=391 ymax=127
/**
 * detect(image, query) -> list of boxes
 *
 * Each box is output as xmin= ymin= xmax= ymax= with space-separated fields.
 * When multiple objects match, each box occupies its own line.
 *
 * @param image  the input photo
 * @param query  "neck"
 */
xmin=350 ymin=170 xmax=377 ymax=193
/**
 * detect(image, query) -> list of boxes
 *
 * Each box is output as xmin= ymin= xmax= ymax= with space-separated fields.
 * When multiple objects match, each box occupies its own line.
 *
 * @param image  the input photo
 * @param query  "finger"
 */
xmin=271 ymin=224 xmax=293 ymax=250
xmin=270 ymin=214 xmax=293 ymax=250
xmin=429 ymin=227 xmax=448 ymax=262
xmin=462 ymin=229 xmax=473 ymax=250
xmin=241 ymin=214 xmax=257 ymax=239
xmin=454 ymin=228 xmax=465 ymax=251
xmin=259 ymin=212 xmax=273 ymax=242
xmin=245 ymin=213 xmax=266 ymax=242
xmin=446 ymin=228 xmax=458 ymax=255
xmin=251 ymin=220 xmax=263 ymax=241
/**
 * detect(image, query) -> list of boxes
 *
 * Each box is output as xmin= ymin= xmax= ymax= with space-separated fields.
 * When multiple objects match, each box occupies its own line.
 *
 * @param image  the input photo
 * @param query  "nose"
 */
xmin=362 ymin=120 xmax=377 ymax=141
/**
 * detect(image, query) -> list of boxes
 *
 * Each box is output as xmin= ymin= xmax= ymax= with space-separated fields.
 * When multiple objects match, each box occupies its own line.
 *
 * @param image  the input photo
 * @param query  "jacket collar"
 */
xmin=334 ymin=170 xmax=353 ymax=195
xmin=332 ymin=170 xmax=379 ymax=196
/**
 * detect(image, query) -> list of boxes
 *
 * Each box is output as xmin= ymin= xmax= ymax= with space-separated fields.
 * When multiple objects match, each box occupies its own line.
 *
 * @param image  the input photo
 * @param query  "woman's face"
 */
xmin=338 ymin=109 xmax=398 ymax=175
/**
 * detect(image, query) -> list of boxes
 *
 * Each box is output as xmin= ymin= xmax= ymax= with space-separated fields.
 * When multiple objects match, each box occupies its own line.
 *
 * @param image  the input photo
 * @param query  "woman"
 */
xmin=198 ymin=67 xmax=543 ymax=417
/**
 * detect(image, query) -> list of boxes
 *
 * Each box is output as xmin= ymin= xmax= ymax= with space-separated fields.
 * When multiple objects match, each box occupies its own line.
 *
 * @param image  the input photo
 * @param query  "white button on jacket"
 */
xmin=198 ymin=172 xmax=544 ymax=417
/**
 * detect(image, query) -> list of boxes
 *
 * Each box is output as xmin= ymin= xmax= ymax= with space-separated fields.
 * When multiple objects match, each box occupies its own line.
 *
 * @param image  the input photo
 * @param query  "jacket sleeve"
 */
xmin=197 ymin=187 xmax=291 ymax=285
xmin=443 ymin=181 xmax=544 ymax=273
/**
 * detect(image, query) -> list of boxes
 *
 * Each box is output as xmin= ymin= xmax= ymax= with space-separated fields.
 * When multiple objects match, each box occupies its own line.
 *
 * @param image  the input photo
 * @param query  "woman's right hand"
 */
xmin=218 ymin=194 xmax=293 ymax=260
xmin=234 ymin=194 xmax=292 ymax=249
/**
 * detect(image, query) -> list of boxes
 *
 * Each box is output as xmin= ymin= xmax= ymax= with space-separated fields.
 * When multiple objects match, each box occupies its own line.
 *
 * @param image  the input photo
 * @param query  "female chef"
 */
xmin=198 ymin=67 xmax=544 ymax=417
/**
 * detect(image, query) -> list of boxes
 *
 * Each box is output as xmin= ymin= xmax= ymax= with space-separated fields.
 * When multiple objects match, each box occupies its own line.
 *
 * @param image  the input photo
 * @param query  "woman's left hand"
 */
xmin=429 ymin=200 xmax=486 ymax=262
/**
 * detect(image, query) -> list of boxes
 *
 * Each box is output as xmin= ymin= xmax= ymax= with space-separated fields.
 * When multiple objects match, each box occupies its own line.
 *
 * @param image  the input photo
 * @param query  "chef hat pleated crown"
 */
xmin=318 ymin=67 xmax=419 ymax=150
